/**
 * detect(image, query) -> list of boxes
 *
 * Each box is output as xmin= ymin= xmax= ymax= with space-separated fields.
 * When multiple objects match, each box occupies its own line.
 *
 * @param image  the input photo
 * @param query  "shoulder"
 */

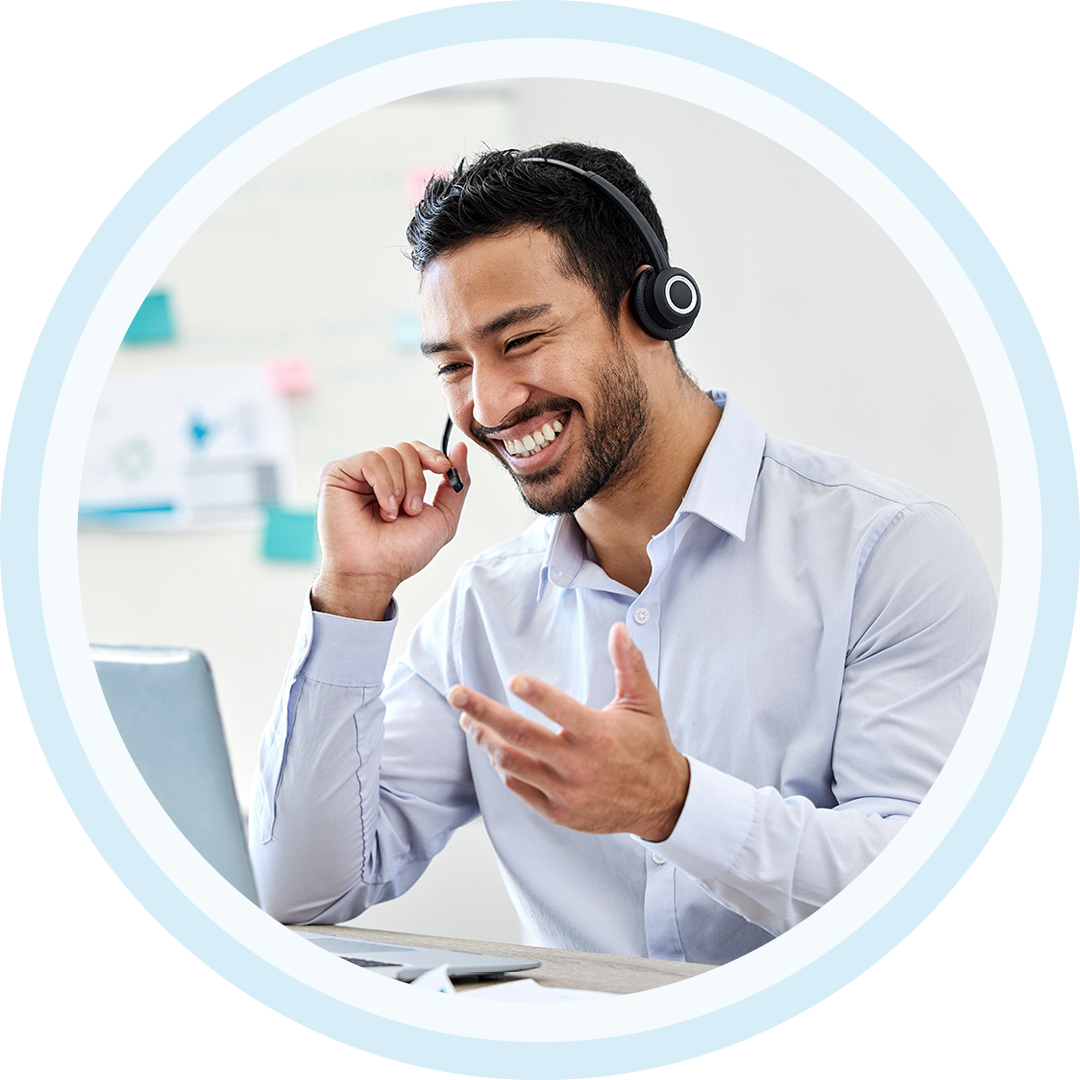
xmin=761 ymin=434 xmax=935 ymax=509
xmin=759 ymin=434 xmax=959 ymax=546
xmin=756 ymin=434 xmax=993 ymax=590
xmin=451 ymin=517 xmax=553 ymax=593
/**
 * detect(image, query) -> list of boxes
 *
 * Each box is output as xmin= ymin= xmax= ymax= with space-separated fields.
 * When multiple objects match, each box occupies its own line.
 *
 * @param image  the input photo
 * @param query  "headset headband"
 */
xmin=520 ymin=157 xmax=671 ymax=271
xmin=519 ymin=155 xmax=701 ymax=341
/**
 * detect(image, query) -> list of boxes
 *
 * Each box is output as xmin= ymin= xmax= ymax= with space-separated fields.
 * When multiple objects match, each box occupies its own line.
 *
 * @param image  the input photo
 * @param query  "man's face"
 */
xmin=419 ymin=228 xmax=650 ymax=515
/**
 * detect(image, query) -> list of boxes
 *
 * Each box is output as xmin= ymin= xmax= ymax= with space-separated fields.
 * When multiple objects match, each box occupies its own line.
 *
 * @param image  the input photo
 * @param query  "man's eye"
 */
xmin=506 ymin=333 xmax=540 ymax=351
xmin=435 ymin=362 xmax=467 ymax=378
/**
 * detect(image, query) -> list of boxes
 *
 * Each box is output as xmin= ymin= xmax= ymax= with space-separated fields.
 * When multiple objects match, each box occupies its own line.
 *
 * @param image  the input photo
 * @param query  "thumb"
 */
xmin=431 ymin=441 xmax=469 ymax=521
xmin=607 ymin=622 xmax=660 ymax=713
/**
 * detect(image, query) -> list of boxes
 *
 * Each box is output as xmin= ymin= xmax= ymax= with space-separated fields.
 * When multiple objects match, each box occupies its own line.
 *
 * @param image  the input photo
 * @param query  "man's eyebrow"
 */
xmin=420 ymin=303 xmax=552 ymax=357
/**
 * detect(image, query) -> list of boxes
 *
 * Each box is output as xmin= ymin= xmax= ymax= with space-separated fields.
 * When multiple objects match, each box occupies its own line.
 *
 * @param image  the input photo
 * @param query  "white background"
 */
xmin=2 ymin=2 xmax=1076 ymax=1077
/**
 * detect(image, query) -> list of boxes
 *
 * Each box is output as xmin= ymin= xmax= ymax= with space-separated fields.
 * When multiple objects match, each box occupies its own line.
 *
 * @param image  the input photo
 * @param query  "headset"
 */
xmin=521 ymin=156 xmax=701 ymax=341
xmin=439 ymin=155 xmax=700 ymax=493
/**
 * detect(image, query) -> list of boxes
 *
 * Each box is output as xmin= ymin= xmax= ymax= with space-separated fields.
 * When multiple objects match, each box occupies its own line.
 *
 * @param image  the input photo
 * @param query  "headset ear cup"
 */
xmin=632 ymin=268 xmax=678 ymax=340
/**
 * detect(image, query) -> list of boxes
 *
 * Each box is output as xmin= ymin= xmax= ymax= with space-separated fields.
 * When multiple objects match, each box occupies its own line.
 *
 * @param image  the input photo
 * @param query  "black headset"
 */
xmin=521 ymin=156 xmax=701 ymax=341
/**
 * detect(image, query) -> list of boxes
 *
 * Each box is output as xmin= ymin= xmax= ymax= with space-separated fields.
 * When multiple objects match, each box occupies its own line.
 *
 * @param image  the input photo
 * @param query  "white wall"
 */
xmin=78 ymin=79 xmax=1000 ymax=945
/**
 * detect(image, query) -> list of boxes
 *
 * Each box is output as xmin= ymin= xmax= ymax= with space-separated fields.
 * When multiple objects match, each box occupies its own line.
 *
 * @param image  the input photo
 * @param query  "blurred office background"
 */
xmin=78 ymin=79 xmax=1000 ymax=945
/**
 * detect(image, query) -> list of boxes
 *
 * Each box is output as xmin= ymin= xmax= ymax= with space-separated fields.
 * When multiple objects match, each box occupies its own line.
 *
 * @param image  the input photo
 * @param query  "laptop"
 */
xmin=91 ymin=642 xmax=540 ymax=982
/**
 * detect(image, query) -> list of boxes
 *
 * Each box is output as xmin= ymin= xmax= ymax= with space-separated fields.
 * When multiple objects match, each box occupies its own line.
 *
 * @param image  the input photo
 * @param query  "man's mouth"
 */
xmin=497 ymin=415 xmax=567 ymax=459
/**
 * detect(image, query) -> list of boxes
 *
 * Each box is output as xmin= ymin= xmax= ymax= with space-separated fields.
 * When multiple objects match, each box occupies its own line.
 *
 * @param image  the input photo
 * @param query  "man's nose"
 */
xmin=470 ymin=361 xmax=531 ymax=430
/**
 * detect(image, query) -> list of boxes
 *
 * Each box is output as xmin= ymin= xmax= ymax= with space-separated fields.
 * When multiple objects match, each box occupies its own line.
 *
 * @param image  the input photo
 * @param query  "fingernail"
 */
xmin=509 ymin=675 xmax=529 ymax=695
xmin=409 ymin=496 xmax=422 ymax=513
xmin=449 ymin=687 xmax=467 ymax=707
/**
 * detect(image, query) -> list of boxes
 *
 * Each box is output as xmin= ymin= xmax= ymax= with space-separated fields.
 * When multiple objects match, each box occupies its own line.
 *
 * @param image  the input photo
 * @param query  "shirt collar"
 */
xmin=537 ymin=390 xmax=766 ymax=599
xmin=538 ymin=514 xmax=585 ymax=598
xmin=676 ymin=390 xmax=765 ymax=542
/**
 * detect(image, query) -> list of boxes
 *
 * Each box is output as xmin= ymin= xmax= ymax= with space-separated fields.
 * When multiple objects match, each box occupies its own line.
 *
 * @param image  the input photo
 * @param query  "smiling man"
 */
xmin=250 ymin=144 xmax=996 ymax=965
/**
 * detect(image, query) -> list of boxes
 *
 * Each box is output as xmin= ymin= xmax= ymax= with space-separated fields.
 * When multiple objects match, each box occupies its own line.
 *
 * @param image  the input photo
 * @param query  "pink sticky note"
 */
xmin=406 ymin=165 xmax=446 ymax=207
xmin=266 ymin=356 xmax=313 ymax=396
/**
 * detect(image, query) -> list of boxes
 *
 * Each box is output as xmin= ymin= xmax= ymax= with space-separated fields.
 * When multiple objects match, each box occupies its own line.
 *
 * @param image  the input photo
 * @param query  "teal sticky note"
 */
xmin=262 ymin=507 xmax=318 ymax=563
xmin=123 ymin=290 xmax=175 ymax=345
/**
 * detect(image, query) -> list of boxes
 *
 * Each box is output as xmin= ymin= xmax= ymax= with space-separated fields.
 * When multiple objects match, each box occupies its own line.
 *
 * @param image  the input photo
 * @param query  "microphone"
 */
xmin=442 ymin=416 xmax=464 ymax=493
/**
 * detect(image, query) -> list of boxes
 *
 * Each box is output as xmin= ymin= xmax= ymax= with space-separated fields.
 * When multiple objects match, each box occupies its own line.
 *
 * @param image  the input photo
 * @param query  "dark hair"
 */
xmin=405 ymin=142 xmax=670 ymax=328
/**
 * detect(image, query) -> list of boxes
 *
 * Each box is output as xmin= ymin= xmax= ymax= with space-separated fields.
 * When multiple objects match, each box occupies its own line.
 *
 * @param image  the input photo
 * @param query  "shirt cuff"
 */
xmin=637 ymin=756 xmax=756 ymax=882
xmin=301 ymin=599 xmax=399 ymax=687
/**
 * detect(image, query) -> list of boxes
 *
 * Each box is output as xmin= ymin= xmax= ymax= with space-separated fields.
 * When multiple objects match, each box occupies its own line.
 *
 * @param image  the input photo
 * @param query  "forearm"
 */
xmin=249 ymin=602 xmax=406 ymax=922
xmin=252 ymin=672 xmax=397 ymax=924
xmin=640 ymin=758 xmax=907 ymax=934
xmin=249 ymin=598 xmax=479 ymax=923
xmin=720 ymin=788 xmax=908 ymax=931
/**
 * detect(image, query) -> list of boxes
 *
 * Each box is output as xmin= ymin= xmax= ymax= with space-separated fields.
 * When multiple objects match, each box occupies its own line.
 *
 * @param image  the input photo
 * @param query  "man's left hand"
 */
xmin=448 ymin=622 xmax=690 ymax=841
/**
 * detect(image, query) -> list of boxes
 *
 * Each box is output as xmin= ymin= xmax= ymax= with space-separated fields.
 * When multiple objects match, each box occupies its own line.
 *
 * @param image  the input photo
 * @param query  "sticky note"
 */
xmin=262 ymin=507 xmax=318 ymax=563
xmin=266 ymin=356 xmax=313 ymax=396
xmin=123 ymin=290 xmax=175 ymax=345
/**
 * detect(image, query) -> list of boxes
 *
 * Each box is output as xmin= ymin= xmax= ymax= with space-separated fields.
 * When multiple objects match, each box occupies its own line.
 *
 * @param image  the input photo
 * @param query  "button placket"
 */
xmin=627 ymin=596 xmax=660 ymax=685
xmin=643 ymin=850 xmax=684 ymax=960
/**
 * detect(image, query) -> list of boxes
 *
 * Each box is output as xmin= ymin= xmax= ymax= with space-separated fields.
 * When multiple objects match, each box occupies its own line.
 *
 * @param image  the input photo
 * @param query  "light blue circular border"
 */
xmin=3 ymin=3 xmax=1076 ymax=1076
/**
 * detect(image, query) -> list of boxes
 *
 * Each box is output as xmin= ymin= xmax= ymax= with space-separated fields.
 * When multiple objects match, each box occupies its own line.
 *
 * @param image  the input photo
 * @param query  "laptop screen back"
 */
xmin=91 ymin=643 xmax=259 ymax=904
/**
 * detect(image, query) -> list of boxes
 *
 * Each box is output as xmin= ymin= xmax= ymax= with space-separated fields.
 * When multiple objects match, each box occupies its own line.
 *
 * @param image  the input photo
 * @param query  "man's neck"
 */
xmin=574 ymin=385 xmax=721 ymax=595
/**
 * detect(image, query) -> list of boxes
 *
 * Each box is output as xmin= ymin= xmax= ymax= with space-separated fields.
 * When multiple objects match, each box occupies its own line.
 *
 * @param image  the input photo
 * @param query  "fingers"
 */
xmin=450 ymin=684 xmax=562 ymax=789
xmin=391 ymin=442 xmax=432 ymax=517
xmin=448 ymin=684 xmax=559 ymax=753
xmin=322 ymin=441 xmax=462 ymax=522
xmin=500 ymin=774 xmax=555 ymax=819
xmin=432 ymin=440 xmax=469 ymax=503
xmin=506 ymin=673 xmax=592 ymax=738
xmin=461 ymin=716 xmax=561 ymax=792
xmin=341 ymin=450 xmax=403 ymax=523
xmin=607 ymin=622 xmax=660 ymax=712
xmin=408 ymin=439 xmax=460 ymax=484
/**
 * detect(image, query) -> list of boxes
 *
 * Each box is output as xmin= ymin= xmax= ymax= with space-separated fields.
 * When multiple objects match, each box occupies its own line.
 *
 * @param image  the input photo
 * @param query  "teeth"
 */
xmin=504 ymin=418 xmax=566 ymax=458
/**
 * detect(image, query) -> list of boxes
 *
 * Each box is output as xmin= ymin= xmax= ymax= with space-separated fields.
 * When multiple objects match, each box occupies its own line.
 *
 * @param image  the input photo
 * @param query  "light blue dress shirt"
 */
xmin=250 ymin=392 xmax=996 ymax=966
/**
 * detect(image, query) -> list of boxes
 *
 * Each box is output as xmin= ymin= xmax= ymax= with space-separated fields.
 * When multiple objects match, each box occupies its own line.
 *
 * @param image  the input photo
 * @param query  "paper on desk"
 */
xmin=410 ymin=964 xmax=456 ymax=993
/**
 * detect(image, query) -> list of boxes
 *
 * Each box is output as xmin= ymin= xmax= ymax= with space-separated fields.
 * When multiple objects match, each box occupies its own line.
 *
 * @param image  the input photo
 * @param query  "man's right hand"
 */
xmin=311 ymin=439 xmax=469 ymax=620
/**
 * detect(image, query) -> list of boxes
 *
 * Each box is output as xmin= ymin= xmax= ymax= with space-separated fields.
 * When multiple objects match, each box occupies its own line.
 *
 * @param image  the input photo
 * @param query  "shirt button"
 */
xmin=651 ymin=853 xmax=666 ymax=865
xmin=634 ymin=608 xmax=650 ymax=625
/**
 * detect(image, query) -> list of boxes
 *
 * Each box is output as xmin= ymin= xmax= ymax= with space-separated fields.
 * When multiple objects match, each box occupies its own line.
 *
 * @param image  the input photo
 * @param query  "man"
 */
xmin=250 ymin=143 xmax=996 ymax=966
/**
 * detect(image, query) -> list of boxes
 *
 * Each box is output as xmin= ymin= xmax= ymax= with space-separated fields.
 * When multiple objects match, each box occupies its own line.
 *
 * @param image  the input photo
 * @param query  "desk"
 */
xmin=302 ymin=925 xmax=715 ymax=994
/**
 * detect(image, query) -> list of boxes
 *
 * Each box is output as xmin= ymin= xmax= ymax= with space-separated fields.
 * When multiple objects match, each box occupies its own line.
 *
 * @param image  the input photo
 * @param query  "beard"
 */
xmin=471 ymin=342 xmax=651 ymax=516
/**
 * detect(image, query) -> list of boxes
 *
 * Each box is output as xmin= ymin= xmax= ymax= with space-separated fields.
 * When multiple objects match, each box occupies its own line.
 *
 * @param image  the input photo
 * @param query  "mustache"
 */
xmin=470 ymin=397 xmax=581 ymax=442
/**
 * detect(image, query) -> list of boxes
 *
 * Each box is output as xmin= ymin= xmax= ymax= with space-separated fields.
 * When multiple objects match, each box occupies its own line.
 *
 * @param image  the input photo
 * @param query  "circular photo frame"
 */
xmin=3 ymin=4 xmax=1076 ymax=1077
